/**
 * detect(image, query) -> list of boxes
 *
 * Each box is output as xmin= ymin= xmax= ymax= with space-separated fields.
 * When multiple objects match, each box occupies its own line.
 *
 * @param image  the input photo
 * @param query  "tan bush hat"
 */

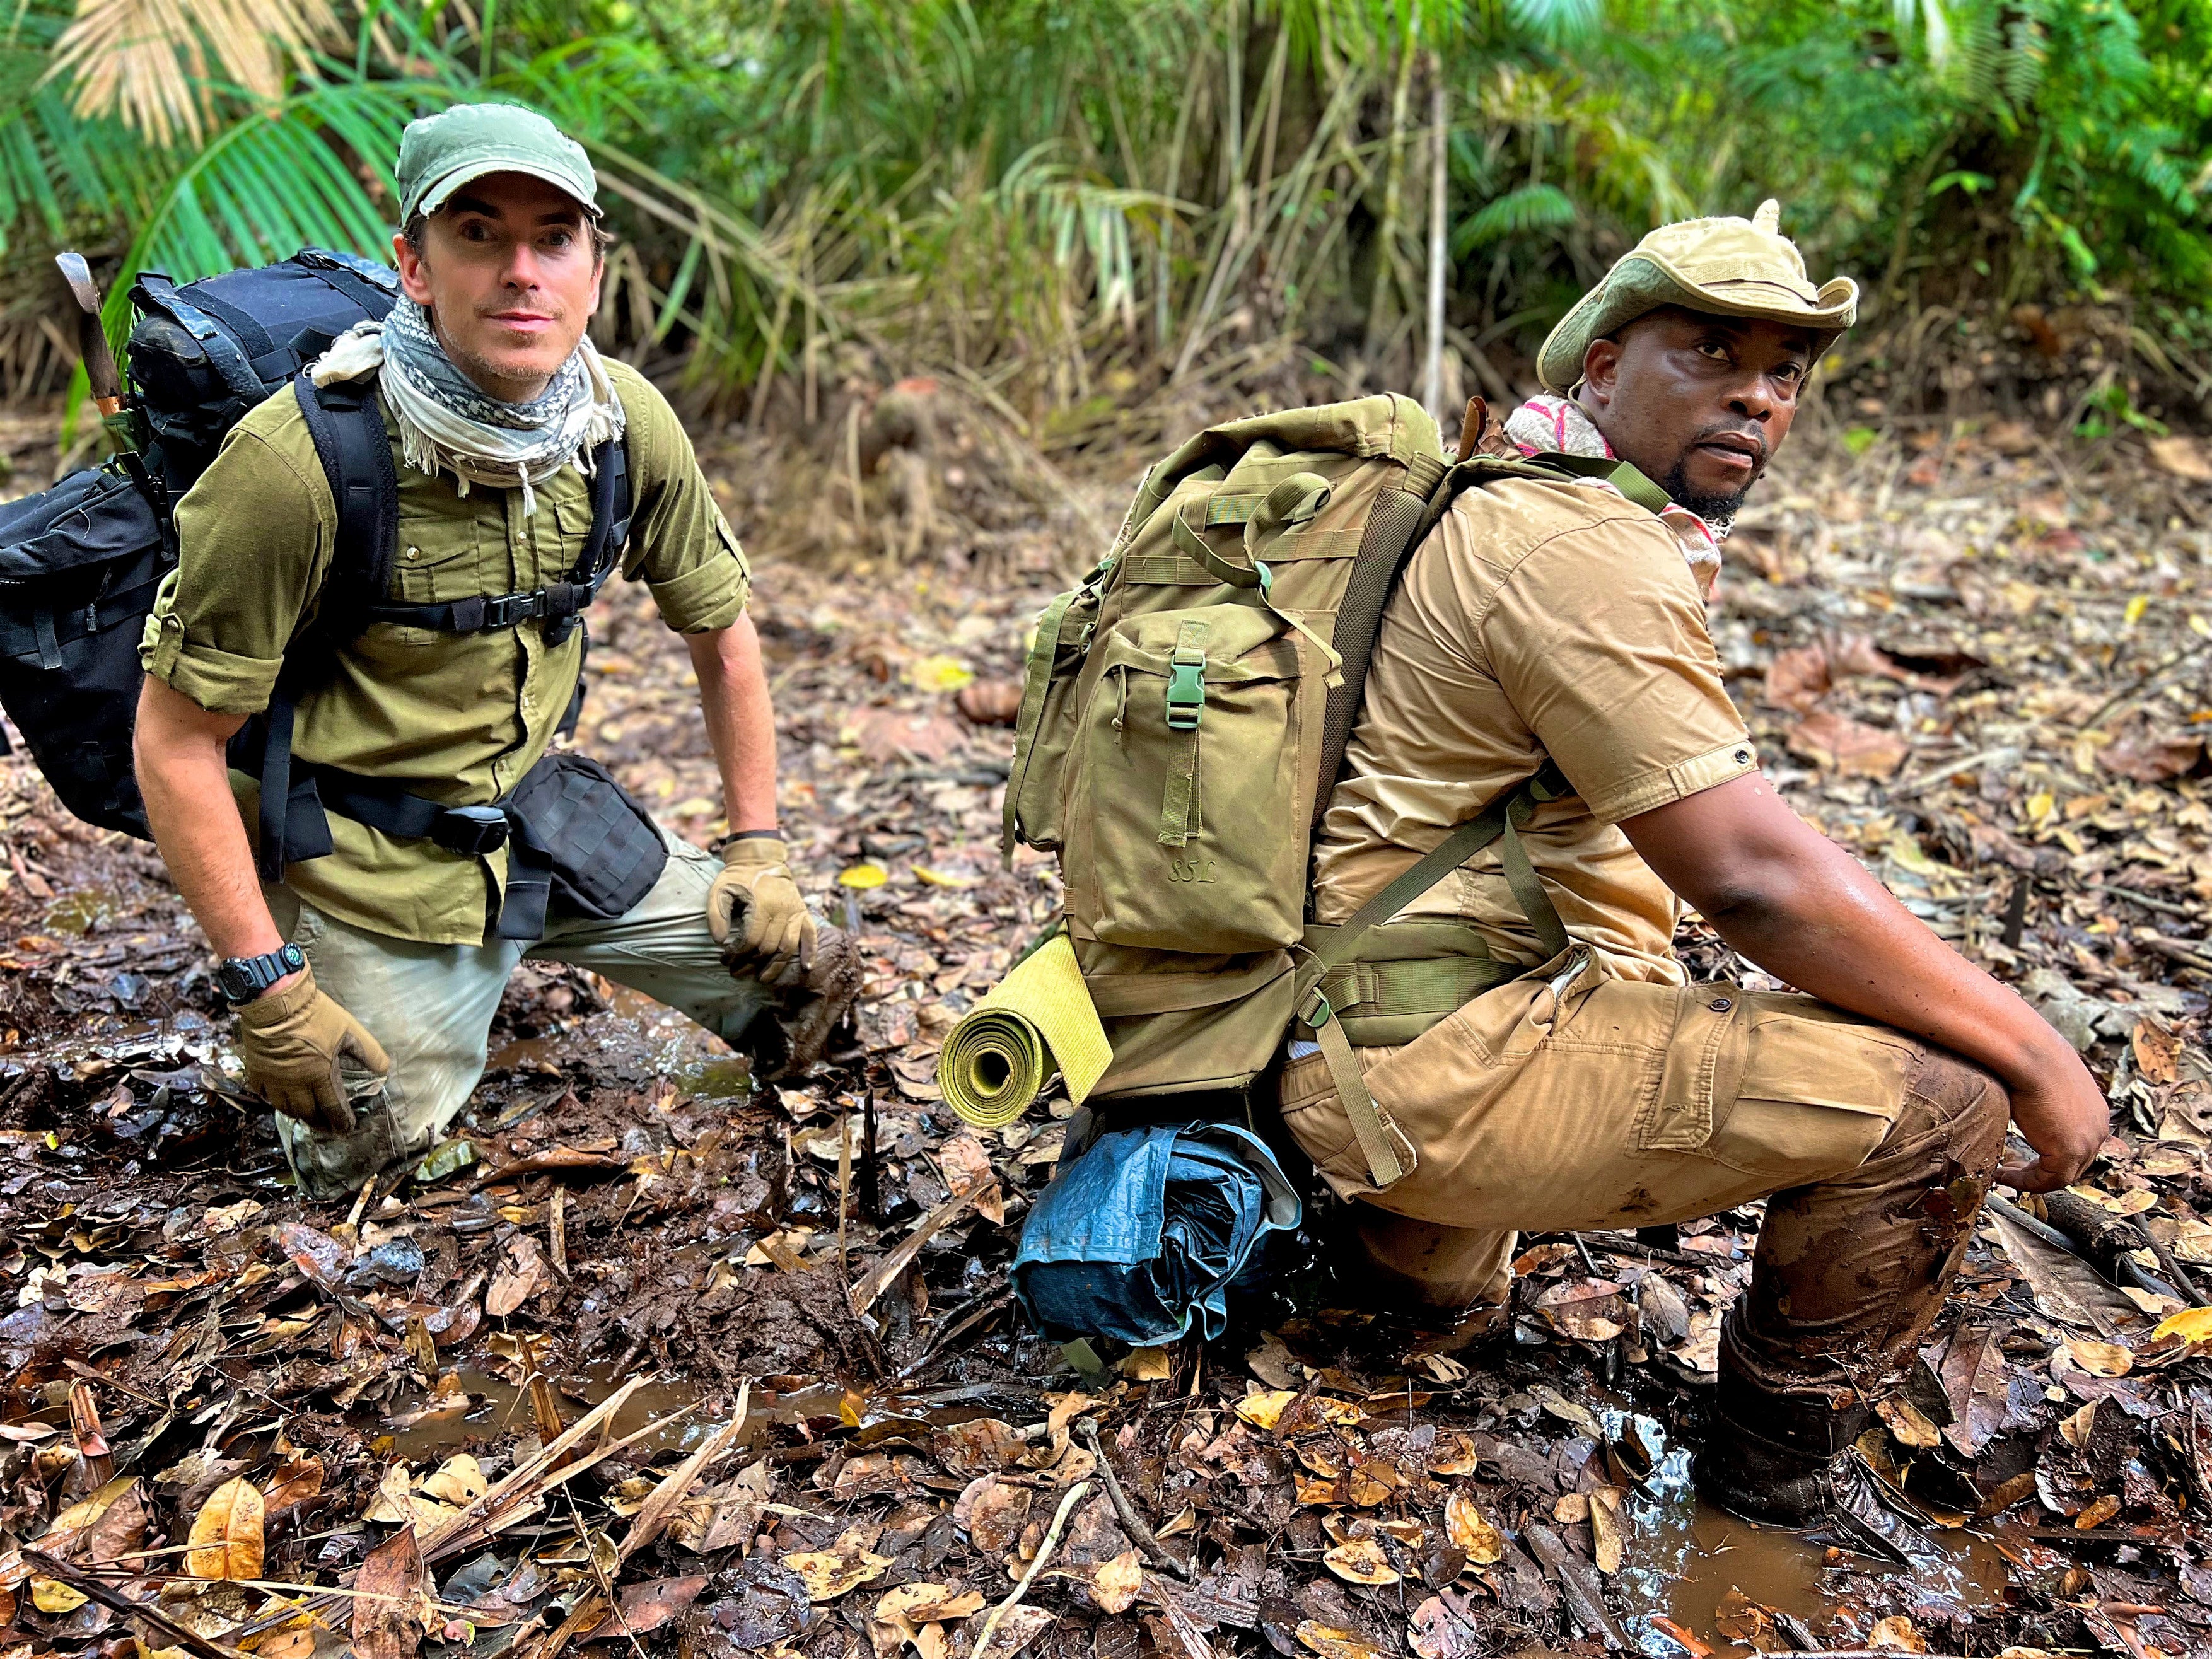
xmin=1535 ymin=199 xmax=1858 ymax=393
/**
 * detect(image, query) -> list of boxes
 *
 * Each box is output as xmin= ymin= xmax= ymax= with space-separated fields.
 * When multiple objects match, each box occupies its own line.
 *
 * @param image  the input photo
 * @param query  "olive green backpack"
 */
xmin=1002 ymin=395 xmax=1670 ymax=1189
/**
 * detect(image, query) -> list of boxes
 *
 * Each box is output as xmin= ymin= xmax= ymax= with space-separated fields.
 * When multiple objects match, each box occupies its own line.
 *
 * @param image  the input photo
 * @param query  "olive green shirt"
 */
xmin=140 ymin=359 xmax=750 ymax=946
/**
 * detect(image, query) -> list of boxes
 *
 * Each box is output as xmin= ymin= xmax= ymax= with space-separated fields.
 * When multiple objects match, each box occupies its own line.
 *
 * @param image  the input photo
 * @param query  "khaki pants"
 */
xmin=1279 ymin=947 xmax=2008 ymax=1404
xmin=264 ymin=827 xmax=792 ymax=1198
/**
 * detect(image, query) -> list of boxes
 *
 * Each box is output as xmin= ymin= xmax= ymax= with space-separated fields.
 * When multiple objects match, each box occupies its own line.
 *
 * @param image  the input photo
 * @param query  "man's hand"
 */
xmin=236 ymin=961 xmax=392 ymax=1134
xmin=1996 ymin=1065 xmax=2110 ymax=1192
xmin=707 ymin=834 xmax=817 ymax=982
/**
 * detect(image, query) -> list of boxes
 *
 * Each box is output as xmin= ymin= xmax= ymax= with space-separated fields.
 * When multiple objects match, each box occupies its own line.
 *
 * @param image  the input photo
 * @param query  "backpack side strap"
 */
xmin=1292 ymin=759 xmax=1574 ymax=1187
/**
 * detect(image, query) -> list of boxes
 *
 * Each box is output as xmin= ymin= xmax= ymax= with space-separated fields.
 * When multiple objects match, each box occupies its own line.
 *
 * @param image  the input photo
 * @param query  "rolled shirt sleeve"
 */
xmin=612 ymin=363 xmax=752 ymax=632
xmin=141 ymin=422 xmax=334 ymax=715
xmin=1479 ymin=513 xmax=1757 ymax=824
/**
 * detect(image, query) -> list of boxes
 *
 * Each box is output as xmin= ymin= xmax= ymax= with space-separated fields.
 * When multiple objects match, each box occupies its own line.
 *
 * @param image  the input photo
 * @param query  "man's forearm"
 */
xmin=1700 ymin=844 xmax=2075 ymax=1090
xmin=687 ymin=616 xmax=778 ymax=832
xmin=134 ymin=680 xmax=288 ymax=963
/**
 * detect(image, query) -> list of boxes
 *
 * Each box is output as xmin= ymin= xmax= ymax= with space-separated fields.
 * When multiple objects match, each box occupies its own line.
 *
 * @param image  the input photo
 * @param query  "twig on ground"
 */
xmin=1075 ymin=1416 xmax=1192 ymax=1580
xmin=24 ymin=1551 xmax=245 ymax=1659
xmin=973 ymin=1480 xmax=1091 ymax=1659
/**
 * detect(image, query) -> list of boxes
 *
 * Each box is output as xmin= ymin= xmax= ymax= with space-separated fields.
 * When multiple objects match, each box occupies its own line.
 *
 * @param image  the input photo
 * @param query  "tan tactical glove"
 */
xmin=235 ymin=960 xmax=392 ymax=1136
xmin=706 ymin=833 xmax=817 ymax=984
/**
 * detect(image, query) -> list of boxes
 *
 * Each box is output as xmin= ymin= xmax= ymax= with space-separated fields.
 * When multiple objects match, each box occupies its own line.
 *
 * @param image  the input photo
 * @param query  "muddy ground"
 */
xmin=1 ymin=395 xmax=2211 ymax=1659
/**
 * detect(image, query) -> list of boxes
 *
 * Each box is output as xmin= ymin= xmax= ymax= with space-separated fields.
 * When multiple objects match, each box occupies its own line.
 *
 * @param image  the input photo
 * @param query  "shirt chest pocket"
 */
xmin=390 ymin=510 xmax=499 ymax=644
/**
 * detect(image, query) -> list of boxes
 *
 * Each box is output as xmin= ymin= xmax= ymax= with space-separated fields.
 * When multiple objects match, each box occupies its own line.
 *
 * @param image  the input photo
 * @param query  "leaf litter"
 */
xmin=0 ymin=409 xmax=2209 ymax=1656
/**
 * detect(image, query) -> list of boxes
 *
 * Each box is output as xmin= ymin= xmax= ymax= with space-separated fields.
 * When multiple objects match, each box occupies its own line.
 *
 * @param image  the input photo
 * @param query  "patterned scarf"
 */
xmin=310 ymin=296 xmax=624 ymax=517
xmin=1503 ymin=394 xmax=1723 ymax=595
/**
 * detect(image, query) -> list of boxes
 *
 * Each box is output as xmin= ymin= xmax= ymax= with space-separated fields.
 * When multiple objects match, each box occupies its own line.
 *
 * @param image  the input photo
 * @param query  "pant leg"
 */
xmin=525 ymin=827 xmax=774 ymax=1049
xmin=1353 ymin=1213 xmax=1517 ymax=1312
xmin=1279 ymin=955 xmax=2004 ymax=1383
xmin=1722 ymin=1046 xmax=2006 ymax=1408
xmin=264 ymin=887 xmax=521 ymax=1198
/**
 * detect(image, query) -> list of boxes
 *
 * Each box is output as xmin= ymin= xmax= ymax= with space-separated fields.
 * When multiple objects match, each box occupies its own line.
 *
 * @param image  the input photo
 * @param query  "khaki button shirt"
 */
xmin=140 ymin=359 xmax=750 ymax=947
xmin=1312 ymin=475 xmax=1755 ymax=981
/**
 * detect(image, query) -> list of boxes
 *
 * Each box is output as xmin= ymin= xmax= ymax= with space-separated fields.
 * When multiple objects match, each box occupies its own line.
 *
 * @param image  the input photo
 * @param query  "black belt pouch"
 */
xmin=505 ymin=751 xmax=668 ymax=921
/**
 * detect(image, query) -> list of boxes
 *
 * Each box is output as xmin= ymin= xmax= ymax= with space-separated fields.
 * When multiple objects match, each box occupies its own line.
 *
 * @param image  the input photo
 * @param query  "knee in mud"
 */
xmin=1905 ymin=1049 xmax=2008 ymax=1169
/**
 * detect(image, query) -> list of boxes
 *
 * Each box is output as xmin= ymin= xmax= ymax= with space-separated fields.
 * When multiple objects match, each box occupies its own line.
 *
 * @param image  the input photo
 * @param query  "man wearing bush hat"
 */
xmin=1289 ymin=199 xmax=2106 ymax=1544
xmin=134 ymin=102 xmax=855 ymax=1198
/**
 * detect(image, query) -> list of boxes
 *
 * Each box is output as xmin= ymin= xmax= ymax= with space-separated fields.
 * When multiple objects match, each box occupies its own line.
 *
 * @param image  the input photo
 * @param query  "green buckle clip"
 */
xmin=1166 ymin=647 xmax=1205 ymax=730
xmin=1300 ymin=989 xmax=1334 ymax=1029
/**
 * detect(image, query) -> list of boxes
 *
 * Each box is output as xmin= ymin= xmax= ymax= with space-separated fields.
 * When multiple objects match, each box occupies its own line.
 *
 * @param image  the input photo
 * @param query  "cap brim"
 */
xmin=414 ymin=158 xmax=602 ymax=221
xmin=1537 ymin=259 xmax=1858 ymax=393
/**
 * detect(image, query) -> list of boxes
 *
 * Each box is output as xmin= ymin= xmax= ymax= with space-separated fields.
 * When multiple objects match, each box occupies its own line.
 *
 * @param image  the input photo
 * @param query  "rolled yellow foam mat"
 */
xmin=936 ymin=934 xmax=1111 ymax=1129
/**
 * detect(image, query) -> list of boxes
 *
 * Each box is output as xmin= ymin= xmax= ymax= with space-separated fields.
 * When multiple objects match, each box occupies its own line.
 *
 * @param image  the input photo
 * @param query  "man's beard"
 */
xmin=1661 ymin=457 xmax=1753 ymax=533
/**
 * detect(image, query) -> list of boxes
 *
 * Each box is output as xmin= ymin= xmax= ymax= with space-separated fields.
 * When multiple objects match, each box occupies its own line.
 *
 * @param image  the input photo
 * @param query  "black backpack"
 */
xmin=0 ymin=250 xmax=633 ymax=918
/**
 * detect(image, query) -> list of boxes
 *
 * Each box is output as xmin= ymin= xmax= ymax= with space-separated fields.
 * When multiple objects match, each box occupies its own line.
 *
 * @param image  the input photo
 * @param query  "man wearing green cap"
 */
xmin=1283 ymin=201 xmax=2107 ymax=1538
xmin=133 ymin=103 xmax=854 ymax=1196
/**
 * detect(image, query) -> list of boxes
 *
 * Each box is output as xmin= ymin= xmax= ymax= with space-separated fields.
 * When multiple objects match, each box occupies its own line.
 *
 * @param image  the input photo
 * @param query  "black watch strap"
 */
xmin=217 ymin=943 xmax=306 ymax=1007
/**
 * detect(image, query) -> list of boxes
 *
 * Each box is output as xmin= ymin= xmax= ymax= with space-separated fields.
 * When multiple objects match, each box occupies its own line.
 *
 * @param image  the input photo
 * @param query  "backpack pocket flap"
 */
xmin=0 ymin=469 xmax=161 ymax=583
xmin=1093 ymin=603 xmax=1300 ymax=684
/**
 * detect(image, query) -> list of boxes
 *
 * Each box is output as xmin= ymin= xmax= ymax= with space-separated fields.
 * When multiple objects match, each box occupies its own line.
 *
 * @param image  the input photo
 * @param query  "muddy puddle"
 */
xmin=1607 ymin=1414 xmax=2007 ymax=1657
xmin=487 ymin=985 xmax=750 ymax=1099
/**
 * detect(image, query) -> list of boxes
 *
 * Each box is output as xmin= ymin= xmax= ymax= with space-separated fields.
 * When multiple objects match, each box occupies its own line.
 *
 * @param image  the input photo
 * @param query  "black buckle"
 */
xmin=430 ymin=804 xmax=510 ymax=856
xmin=479 ymin=590 xmax=548 ymax=630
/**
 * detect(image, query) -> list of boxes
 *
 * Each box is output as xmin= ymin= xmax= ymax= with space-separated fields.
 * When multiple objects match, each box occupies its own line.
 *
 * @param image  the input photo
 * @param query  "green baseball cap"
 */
xmin=395 ymin=102 xmax=601 ymax=224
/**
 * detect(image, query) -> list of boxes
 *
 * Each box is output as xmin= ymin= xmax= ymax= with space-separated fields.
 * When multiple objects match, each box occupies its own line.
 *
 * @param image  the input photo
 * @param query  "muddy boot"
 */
xmin=747 ymin=924 xmax=861 ymax=1081
xmin=1694 ymin=1378 xmax=1930 ymax=1564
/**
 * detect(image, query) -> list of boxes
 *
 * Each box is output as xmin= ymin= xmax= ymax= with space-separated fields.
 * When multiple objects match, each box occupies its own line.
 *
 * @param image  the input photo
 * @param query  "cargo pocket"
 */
xmin=1704 ymin=1000 xmax=1914 ymax=1184
xmin=1004 ymin=587 xmax=1098 ymax=854
xmin=1277 ymin=1044 xmax=1418 ymax=1199
xmin=1063 ymin=603 xmax=1316 ymax=953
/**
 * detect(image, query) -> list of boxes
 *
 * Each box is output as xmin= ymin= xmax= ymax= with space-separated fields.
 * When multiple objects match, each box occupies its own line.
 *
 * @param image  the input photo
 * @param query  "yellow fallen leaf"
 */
xmin=1295 ymin=1622 xmax=1387 ymax=1659
xmin=29 ymin=1578 xmax=86 ymax=1614
xmin=2125 ymin=594 xmax=2151 ymax=628
xmin=912 ymin=866 xmax=973 ymax=888
xmin=1444 ymin=1490 xmax=1504 ymax=1564
xmin=1427 ymin=1432 xmax=1481 ymax=1476
xmin=421 ymin=1453 xmax=487 ymax=1505
xmin=2066 ymin=1338 xmax=2133 ymax=1377
xmin=908 ymin=655 xmax=975 ymax=692
xmin=186 ymin=1476 xmax=265 ymax=1581
xmin=2060 ymin=1402 xmax=2099 ymax=1448
xmin=1121 ymin=1347 xmax=1172 ymax=1382
xmin=1235 ymin=1389 xmax=1298 ymax=1431
xmin=1092 ymin=1549 xmax=1143 ymax=1615
xmin=1877 ymin=1395 xmax=1944 ymax=1448
xmin=2152 ymin=1305 xmax=2212 ymax=1344
xmin=1870 ymin=1613 xmax=1929 ymax=1653
xmin=1322 ymin=1537 xmax=1399 ymax=1585
xmin=837 ymin=863 xmax=889 ymax=889
xmin=1588 ymin=1485 xmax=1626 ymax=1575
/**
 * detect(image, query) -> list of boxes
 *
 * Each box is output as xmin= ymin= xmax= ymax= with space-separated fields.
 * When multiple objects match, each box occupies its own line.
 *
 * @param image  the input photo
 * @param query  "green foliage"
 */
xmin=3 ymin=0 xmax=2209 ymax=414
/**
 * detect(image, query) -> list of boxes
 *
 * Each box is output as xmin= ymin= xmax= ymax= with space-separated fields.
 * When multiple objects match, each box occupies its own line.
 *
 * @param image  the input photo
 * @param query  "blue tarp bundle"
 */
xmin=1013 ymin=1121 xmax=1301 ymax=1345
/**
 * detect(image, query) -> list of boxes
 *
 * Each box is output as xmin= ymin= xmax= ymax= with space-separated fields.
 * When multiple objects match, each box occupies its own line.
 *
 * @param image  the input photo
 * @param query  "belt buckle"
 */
xmin=482 ymin=590 xmax=544 ymax=630
xmin=433 ymin=804 xmax=509 ymax=856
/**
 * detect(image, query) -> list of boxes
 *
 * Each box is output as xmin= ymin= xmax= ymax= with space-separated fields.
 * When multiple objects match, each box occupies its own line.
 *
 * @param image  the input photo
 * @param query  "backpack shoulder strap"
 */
xmin=1295 ymin=759 xmax=1574 ymax=1189
xmin=1420 ymin=450 xmax=1670 ymax=541
xmin=292 ymin=368 xmax=400 ymax=624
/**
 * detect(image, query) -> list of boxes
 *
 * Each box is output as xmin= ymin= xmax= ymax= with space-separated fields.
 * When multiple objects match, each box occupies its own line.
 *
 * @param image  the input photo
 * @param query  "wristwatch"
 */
xmin=216 ymin=943 xmax=306 ymax=1008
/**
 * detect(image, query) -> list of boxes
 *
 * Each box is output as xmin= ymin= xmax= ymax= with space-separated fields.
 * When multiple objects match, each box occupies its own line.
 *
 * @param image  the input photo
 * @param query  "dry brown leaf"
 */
xmin=1762 ymin=643 xmax=1831 ymax=711
xmin=1443 ymin=1490 xmax=1504 ymax=1564
xmin=955 ymin=680 xmax=1023 ymax=726
xmin=2150 ymin=434 xmax=2212 ymax=482
xmin=262 ymin=1456 xmax=324 ymax=1516
xmin=353 ymin=1525 xmax=428 ymax=1659
xmin=185 ymin=1475 xmax=264 ymax=1581
xmin=2133 ymin=1019 xmax=2182 ymax=1085
xmin=1323 ymin=1536 xmax=1399 ymax=1585
xmin=2074 ymin=1493 xmax=2122 ymax=1530
xmin=1427 ymin=1432 xmax=1481 ymax=1476
xmin=1091 ymin=1549 xmax=1143 ymax=1614
xmin=2066 ymin=1337 xmax=2134 ymax=1377
xmin=783 ymin=1546 xmax=892 ymax=1600
xmin=1785 ymin=710 xmax=1909 ymax=779
xmin=1877 ymin=1394 xmax=1944 ymax=1449
xmin=1868 ymin=1614 xmax=1929 ymax=1653
xmin=2100 ymin=733 xmax=2203 ymax=783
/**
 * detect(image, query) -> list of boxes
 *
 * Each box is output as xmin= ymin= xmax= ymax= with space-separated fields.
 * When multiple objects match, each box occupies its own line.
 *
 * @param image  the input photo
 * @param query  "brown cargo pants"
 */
xmin=1279 ymin=946 xmax=2008 ymax=1406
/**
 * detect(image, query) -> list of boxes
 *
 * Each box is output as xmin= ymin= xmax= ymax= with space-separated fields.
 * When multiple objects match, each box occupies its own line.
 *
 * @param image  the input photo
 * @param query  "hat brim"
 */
xmin=1537 ymin=253 xmax=1858 ymax=393
xmin=410 ymin=157 xmax=602 ymax=223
